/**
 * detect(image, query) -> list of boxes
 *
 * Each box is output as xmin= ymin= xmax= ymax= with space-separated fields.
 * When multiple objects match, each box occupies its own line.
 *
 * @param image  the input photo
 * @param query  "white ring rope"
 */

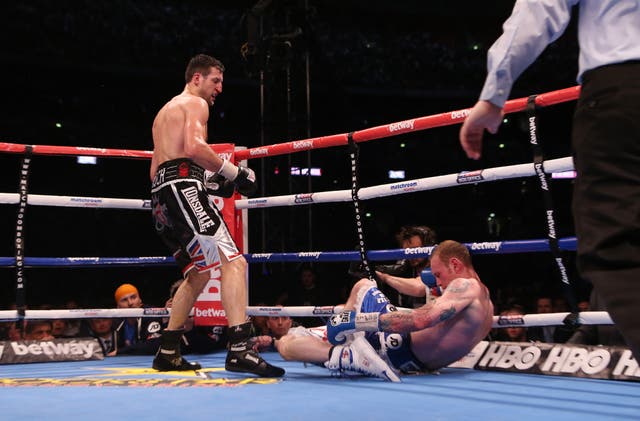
xmin=0 ymin=308 xmax=174 ymax=321
xmin=0 ymin=193 xmax=149 ymax=209
xmin=0 ymin=307 xmax=613 ymax=329
xmin=236 ymin=156 xmax=574 ymax=209
xmin=0 ymin=156 xmax=572 ymax=210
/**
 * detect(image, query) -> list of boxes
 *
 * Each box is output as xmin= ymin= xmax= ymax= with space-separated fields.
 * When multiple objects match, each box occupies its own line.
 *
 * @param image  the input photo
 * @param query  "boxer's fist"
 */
xmin=234 ymin=166 xmax=258 ymax=196
xmin=204 ymin=171 xmax=235 ymax=198
xmin=420 ymin=269 xmax=442 ymax=297
xmin=327 ymin=311 xmax=357 ymax=345
xmin=216 ymin=160 xmax=258 ymax=197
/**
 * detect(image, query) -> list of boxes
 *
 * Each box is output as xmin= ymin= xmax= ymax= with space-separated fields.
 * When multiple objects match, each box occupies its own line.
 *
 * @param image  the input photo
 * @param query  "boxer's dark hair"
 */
xmin=395 ymin=225 xmax=437 ymax=246
xmin=185 ymin=54 xmax=225 ymax=83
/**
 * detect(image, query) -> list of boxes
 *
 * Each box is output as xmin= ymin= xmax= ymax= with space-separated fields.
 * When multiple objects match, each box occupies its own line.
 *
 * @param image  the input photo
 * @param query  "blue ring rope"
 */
xmin=0 ymin=236 xmax=576 ymax=267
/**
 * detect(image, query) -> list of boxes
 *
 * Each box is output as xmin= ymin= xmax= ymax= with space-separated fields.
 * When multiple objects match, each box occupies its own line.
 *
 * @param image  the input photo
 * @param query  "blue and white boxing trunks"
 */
xmin=354 ymin=282 xmax=427 ymax=373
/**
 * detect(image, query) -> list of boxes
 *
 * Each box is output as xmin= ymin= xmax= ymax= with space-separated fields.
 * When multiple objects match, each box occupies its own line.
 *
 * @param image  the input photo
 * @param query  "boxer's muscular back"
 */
xmin=411 ymin=278 xmax=494 ymax=369
xmin=150 ymin=93 xmax=207 ymax=180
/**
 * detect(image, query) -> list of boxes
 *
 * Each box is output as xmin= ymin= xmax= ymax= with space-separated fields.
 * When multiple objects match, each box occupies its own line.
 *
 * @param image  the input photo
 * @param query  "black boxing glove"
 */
xmin=204 ymin=170 xmax=235 ymax=198
xmin=217 ymin=159 xmax=258 ymax=197
xmin=234 ymin=166 xmax=258 ymax=196
xmin=375 ymin=261 xmax=412 ymax=277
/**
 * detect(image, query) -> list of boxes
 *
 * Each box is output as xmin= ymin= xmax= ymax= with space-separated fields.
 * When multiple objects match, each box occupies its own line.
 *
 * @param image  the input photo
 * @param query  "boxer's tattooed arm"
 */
xmin=446 ymin=278 xmax=471 ymax=294
xmin=379 ymin=278 xmax=475 ymax=332
xmin=379 ymin=311 xmax=431 ymax=334
xmin=439 ymin=306 xmax=456 ymax=321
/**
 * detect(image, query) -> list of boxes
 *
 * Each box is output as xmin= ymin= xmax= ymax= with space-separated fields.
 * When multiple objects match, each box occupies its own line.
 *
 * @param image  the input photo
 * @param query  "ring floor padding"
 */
xmin=1 ymin=351 xmax=638 ymax=420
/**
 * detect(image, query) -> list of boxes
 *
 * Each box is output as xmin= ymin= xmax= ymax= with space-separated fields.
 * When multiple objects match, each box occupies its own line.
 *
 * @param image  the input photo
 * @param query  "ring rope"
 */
xmin=0 ymin=193 xmax=150 ymax=209
xmin=0 ymin=237 xmax=577 ymax=267
xmin=0 ymin=307 xmax=613 ymax=329
xmin=237 ymin=156 xmax=574 ymax=209
xmin=0 ymin=87 xmax=580 ymax=162
xmin=0 ymin=156 xmax=574 ymax=210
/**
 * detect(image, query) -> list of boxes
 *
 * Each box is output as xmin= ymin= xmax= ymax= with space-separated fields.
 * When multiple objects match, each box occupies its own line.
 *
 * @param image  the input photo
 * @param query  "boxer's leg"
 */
xmin=153 ymin=268 xmax=208 ymax=371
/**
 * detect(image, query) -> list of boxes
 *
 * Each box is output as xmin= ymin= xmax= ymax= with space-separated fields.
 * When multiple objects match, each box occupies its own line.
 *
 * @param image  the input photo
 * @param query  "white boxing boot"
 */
xmin=325 ymin=336 xmax=401 ymax=382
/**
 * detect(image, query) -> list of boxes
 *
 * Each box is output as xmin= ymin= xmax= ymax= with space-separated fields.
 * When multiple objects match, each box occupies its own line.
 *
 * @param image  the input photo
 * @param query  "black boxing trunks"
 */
xmin=151 ymin=158 xmax=242 ymax=275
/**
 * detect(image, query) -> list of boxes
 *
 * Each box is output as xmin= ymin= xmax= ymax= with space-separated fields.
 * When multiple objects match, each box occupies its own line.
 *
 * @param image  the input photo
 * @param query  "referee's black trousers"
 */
xmin=572 ymin=60 xmax=640 ymax=360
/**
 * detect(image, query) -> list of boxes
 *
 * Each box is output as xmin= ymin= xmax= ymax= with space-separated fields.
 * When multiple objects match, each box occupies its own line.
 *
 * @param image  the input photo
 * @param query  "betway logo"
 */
xmin=404 ymin=246 xmax=434 ymax=255
xmin=293 ymin=140 xmax=313 ymax=150
xmin=528 ymin=116 xmax=538 ymax=144
xmin=219 ymin=152 xmax=233 ymax=161
xmin=451 ymin=109 xmax=471 ymax=120
xmin=250 ymin=147 xmax=269 ymax=156
xmin=11 ymin=341 xmax=96 ymax=358
xmin=547 ymin=210 xmax=556 ymax=239
xmin=535 ymin=163 xmax=548 ymax=190
xmin=251 ymin=253 xmax=273 ymax=259
xmin=470 ymin=242 xmax=502 ymax=251
xmin=388 ymin=119 xmax=415 ymax=132
xmin=77 ymin=147 xmax=107 ymax=153
xmin=195 ymin=308 xmax=226 ymax=317
xmin=298 ymin=252 xmax=321 ymax=259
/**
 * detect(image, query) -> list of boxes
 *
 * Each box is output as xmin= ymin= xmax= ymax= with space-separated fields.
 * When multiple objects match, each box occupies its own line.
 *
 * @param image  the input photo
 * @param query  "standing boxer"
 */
xmin=150 ymin=53 xmax=283 ymax=377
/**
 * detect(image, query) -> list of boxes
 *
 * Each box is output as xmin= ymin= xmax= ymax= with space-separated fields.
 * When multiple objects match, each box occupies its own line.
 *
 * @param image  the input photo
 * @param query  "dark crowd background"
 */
xmin=0 ymin=1 xmax=587 ymax=313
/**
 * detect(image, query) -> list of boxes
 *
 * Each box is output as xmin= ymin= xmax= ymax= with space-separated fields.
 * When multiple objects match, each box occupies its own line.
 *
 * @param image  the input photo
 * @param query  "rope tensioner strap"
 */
xmin=14 ymin=145 xmax=33 ymax=320
xmin=526 ymin=95 xmax=577 ymax=312
xmin=348 ymin=132 xmax=376 ymax=282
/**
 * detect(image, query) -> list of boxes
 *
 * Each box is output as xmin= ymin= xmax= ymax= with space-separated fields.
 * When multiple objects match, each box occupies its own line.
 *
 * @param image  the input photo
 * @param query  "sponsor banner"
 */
xmin=297 ymin=252 xmax=322 ymax=259
xmin=469 ymin=242 xmax=502 ymax=252
xmin=294 ymin=193 xmax=314 ymax=204
xmin=496 ymin=314 xmax=525 ymax=326
xmin=475 ymin=341 xmax=640 ymax=382
xmin=456 ymin=170 xmax=484 ymax=184
xmin=251 ymin=253 xmax=273 ymax=260
xmin=0 ymin=338 xmax=104 ymax=364
xmin=247 ymin=198 xmax=268 ymax=207
xmin=0 ymin=377 xmax=280 ymax=388
xmin=143 ymin=308 xmax=170 ymax=317
xmin=450 ymin=109 xmax=471 ymax=120
xmin=194 ymin=270 xmax=227 ymax=326
xmin=312 ymin=306 xmax=337 ymax=316
xmin=388 ymin=119 xmax=415 ymax=133
xmin=390 ymin=181 xmax=418 ymax=192
xmin=404 ymin=246 xmax=434 ymax=257
xmin=256 ymin=307 xmax=286 ymax=316
xmin=448 ymin=341 xmax=489 ymax=369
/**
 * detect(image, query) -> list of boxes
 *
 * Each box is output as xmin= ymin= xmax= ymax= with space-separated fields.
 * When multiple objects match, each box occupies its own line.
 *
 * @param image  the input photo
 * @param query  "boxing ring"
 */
xmin=1 ymin=85 xmax=640 ymax=420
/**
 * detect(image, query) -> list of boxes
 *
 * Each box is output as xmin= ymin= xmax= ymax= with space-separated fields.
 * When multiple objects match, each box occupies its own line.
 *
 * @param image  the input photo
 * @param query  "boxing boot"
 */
xmin=152 ymin=329 xmax=202 ymax=371
xmin=225 ymin=322 xmax=285 ymax=377
xmin=325 ymin=335 xmax=401 ymax=382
